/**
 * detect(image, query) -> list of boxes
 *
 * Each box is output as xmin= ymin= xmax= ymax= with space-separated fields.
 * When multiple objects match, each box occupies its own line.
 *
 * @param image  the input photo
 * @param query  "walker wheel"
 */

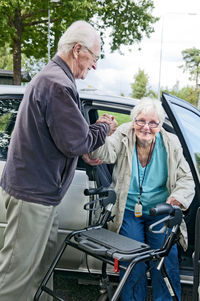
xmin=96 ymin=293 xmax=109 ymax=301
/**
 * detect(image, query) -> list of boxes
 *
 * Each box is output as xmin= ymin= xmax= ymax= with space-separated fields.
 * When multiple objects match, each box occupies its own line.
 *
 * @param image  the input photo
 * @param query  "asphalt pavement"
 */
xmin=54 ymin=270 xmax=193 ymax=301
xmin=54 ymin=270 xmax=100 ymax=301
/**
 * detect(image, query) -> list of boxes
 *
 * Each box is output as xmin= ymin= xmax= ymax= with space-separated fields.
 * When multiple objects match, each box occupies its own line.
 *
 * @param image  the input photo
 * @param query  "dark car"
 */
xmin=0 ymin=85 xmax=199 ymax=294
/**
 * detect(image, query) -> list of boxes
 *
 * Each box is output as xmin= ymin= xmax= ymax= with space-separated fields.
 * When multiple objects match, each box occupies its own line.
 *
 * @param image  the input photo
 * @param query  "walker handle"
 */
xmin=149 ymin=203 xmax=174 ymax=217
xmin=84 ymin=186 xmax=109 ymax=197
xmin=84 ymin=187 xmax=116 ymax=211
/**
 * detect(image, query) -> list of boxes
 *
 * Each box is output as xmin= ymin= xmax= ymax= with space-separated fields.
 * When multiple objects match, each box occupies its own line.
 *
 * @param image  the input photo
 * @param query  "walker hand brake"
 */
xmin=149 ymin=215 xmax=170 ymax=233
xmin=149 ymin=203 xmax=182 ymax=233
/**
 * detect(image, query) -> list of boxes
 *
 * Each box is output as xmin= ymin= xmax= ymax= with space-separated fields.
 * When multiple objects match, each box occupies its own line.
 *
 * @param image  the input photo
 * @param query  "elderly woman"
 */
xmin=83 ymin=98 xmax=195 ymax=301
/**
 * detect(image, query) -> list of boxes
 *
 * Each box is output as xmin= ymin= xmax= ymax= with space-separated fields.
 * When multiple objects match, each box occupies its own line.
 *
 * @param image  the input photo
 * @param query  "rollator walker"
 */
xmin=34 ymin=186 xmax=183 ymax=301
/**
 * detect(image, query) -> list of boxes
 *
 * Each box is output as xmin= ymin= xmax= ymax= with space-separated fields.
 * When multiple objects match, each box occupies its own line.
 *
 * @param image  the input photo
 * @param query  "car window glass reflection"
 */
xmin=0 ymin=98 xmax=21 ymax=160
xmin=170 ymin=104 xmax=200 ymax=174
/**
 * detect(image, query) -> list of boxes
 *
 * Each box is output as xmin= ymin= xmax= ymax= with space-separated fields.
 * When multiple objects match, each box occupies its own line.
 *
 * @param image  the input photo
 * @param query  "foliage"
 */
xmin=22 ymin=56 xmax=46 ymax=78
xmin=180 ymin=47 xmax=200 ymax=89
xmin=0 ymin=0 xmax=158 ymax=84
xmin=0 ymin=97 xmax=21 ymax=159
xmin=163 ymin=81 xmax=199 ymax=107
xmin=0 ymin=46 xmax=45 ymax=78
xmin=0 ymin=45 xmax=13 ymax=70
xmin=131 ymin=68 xmax=158 ymax=99
xmin=131 ymin=67 xmax=199 ymax=106
xmin=0 ymin=113 xmax=11 ymax=132
xmin=195 ymin=153 xmax=200 ymax=174
xmin=146 ymin=88 xmax=157 ymax=99
xmin=131 ymin=69 xmax=148 ymax=99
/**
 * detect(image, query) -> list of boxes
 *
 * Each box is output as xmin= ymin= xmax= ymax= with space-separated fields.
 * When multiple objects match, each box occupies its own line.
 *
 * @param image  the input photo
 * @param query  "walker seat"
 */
xmin=75 ymin=228 xmax=150 ymax=260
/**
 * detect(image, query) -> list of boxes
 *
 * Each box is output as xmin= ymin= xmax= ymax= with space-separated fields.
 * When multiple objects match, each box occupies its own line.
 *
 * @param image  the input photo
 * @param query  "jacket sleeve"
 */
xmin=90 ymin=127 xmax=123 ymax=164
xmin=168 ymin=136 xmax=195 ymax=210
xmin=46 ymin=83 xmax=109 ymax=157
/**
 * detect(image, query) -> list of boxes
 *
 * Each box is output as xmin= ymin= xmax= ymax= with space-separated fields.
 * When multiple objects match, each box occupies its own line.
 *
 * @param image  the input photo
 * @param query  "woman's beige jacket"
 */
xmin=91 ymin=122 xmax=195 ymax=250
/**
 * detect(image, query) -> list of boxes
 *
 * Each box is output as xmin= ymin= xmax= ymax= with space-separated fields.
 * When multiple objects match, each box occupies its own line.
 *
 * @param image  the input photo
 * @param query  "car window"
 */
xmin=169 ymin=104 xmax=200 ymax=175
xmin=98 ymin=110 xmax=131 ymax=126
xmin=0 ymin=97 xmax=21 ymax=160
xmin=162 ymin=92 xmax=200 ymax=184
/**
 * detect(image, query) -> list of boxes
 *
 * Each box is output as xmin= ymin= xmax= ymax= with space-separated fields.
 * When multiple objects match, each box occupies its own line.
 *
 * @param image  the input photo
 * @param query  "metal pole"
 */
xmin=48 ymin=3 xmax=51 ymax=61
xmin=158 ymin=15 xmax=164 ymax=101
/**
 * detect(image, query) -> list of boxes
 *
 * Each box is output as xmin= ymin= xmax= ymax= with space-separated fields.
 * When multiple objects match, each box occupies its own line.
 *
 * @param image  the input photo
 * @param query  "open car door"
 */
xmin=162 ymin=92 xmax=200 ymax=194
xmin=162 ymin=92 xmax=200 ymax=295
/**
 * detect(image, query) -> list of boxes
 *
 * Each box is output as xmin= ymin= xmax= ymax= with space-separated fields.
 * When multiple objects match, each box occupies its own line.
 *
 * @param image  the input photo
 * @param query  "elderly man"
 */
xmin=0 ymin=20 xmax=117 ymax=301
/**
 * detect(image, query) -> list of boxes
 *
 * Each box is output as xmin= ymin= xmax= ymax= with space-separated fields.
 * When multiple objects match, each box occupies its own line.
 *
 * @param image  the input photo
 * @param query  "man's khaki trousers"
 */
xmin=0 ymin=188 xmax=58 ymax=301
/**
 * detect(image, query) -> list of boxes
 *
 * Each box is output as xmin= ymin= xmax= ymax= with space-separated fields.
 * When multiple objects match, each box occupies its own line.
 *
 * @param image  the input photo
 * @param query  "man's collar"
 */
xmin=52 ymin=55 xmax=75 ymax=83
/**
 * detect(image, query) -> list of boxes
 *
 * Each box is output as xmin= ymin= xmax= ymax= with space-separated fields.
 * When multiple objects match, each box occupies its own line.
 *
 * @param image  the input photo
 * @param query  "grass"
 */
xmin=99 ymin=110 xmax=131 ymax=126
xmin=0 ymin=113 xmax=10 ymax=131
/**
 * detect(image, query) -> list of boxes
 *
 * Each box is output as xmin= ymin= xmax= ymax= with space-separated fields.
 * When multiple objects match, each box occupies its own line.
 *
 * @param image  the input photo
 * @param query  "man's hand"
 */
xmin=96 ymin=114 xmax=118 ymax=136
xmin=82 ymin=153 xmax=102 ymax=166
xmin=96 ymin=113 xmax=112 ymax=124
xmin=107 ymin=117 xmax=118 ymax=136
xmin=166 ymin=196 xmax=183 ymax=208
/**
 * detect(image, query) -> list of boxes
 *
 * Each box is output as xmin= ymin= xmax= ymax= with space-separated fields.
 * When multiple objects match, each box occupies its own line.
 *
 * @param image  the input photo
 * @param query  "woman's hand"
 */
xmin=96 ymin=114 xmax=118 ymax=136
xmin=166 ymin=196 xmax=183 ymax=208
xmin=82 ymin=153 xmax=102 ymax=166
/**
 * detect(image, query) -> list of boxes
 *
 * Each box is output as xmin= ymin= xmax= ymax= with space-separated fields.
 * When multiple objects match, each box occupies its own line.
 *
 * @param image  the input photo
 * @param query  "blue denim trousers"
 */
xmin=119 ymin=209 xmax=181 ymax=301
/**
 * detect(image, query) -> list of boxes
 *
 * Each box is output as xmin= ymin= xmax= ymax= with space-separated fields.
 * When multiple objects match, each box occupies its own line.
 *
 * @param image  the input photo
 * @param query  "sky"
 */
xmin=76 ymin=0 xmax=200 ymax=97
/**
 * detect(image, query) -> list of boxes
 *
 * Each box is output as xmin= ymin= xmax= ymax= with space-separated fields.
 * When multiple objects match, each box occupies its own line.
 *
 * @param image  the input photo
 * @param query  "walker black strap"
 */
xmin=85 ymin=163 xmax=112 ymax=188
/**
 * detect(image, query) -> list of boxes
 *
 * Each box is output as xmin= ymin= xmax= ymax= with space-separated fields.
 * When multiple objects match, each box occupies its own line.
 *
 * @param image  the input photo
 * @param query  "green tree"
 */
xmin=22 ymin=56 xmax=46 ymax=78
xmin=180 ymin=47 xmax=200 ymax=89
xmin=131 ymin=69 xmax=148 ymax=99
xmin=131 ymin=68 xmax=158 ymax=99
xmin=195 ymin=153 xmax=200 ymax=174
xmin=0 ymin=0 xmax=158 ymax=85
xmin=0 ymin=45 xmax=44 ymax=79
xmin=0 ymin=45 xmax=13 ymax=70
xmin=147 ymin=88 xmax=157 ymax=99
xmin=163 ymin=81 xmax=198 ymax=107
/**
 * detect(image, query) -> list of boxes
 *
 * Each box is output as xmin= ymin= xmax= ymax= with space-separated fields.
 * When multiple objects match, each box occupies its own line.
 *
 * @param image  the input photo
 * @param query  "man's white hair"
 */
xmin=57 ymin=20 xmax=100 ymax=55
xmin=130 ymin=98 xmax=165 ymax=126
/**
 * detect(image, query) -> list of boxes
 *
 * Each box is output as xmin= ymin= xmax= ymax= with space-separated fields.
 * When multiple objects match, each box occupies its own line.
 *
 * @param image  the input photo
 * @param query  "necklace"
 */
xmin=134 ymin=139 xmax=154 ymax=217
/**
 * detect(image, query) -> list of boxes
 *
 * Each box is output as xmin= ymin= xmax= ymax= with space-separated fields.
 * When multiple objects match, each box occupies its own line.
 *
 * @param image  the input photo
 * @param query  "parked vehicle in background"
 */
xmin=0 ymin=85 xmax=199 ymax=289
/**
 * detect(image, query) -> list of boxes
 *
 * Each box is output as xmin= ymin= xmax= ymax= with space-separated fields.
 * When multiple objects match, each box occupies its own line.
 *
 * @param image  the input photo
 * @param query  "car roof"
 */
xmin=79 ymin=90 xmax=138 ymax=107
xmin=0 ymin=84 xmax=26 ymax=95
xmin=0 ymin=85 xmax=138 ymax=108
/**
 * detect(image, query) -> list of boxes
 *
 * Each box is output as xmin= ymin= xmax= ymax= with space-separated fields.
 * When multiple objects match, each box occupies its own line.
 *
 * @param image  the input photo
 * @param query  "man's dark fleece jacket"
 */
xmin=0 ymin=56 xmax=109 ymax=206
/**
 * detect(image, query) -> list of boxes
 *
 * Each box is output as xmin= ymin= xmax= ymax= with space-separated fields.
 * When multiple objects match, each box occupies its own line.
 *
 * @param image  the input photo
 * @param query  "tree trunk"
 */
xmin=13 ymin=8 xmax=22 ymax=85
xmin=13 ymin=39 xmax=21 ymax=85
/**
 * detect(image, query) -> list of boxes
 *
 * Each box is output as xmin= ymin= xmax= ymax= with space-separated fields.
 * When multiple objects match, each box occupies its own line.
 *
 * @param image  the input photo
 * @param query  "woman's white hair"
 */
xmin=130 ymin=98 xmax=165 ymax=126
xmin=57 ymin=20 xmax=100 ymax=55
